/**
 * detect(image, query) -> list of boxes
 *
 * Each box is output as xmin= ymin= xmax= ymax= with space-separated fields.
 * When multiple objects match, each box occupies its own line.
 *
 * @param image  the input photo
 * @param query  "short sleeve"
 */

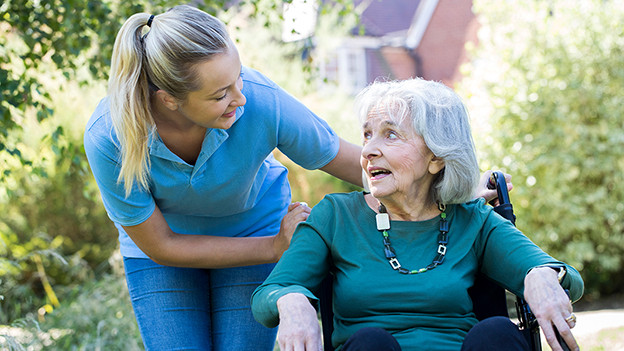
xmin=275 ymin=88 xmax=340 ymax=170
xmin=83 ymin=107 xmax=155 ymax=226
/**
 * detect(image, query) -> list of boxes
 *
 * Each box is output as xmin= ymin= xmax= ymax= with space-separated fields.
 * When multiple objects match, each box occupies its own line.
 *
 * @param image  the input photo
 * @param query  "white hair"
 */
xmin=355 ymin=78 xmax=479 ymax=204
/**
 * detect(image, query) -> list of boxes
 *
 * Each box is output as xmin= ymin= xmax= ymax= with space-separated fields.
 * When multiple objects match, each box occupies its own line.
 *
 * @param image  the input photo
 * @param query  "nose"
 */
xmin=232 ymin=78 xmax=246 ymax=107
xmin=361 ymin=137 xmax=381 ymax=160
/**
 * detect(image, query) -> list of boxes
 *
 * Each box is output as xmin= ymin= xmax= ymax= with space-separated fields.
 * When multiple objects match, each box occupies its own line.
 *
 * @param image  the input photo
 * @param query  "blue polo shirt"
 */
xmin=84 ymin=67 xmax=340 ymax=258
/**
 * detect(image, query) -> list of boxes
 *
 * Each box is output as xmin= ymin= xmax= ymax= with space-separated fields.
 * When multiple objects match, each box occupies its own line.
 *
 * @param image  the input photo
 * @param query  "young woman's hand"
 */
xmin=273 ymin=202 xmax=311 ymax=260
xmin=276 ymin=293 xmax=322 ymax=351
xmin=475 ymin=170 xmax=513 ymax=206
xmin=524 ymin=267 xmax=579 ymax=351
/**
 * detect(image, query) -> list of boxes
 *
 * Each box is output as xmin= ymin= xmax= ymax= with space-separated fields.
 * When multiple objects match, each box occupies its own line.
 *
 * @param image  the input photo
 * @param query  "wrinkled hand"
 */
xmin=475 ymin=170 xmax=513 ymax=206
xmin=276 ymin=293 xmax=322 ymax=351
xmin=273 ymin=202 xmax=311 ymax=261
xmin=524 ymin=267 xmax=579 ymax=351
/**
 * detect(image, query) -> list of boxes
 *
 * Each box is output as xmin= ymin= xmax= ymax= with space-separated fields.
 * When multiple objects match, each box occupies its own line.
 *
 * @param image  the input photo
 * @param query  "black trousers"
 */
xmin=341 ymin=317 xmax=530 ymax=351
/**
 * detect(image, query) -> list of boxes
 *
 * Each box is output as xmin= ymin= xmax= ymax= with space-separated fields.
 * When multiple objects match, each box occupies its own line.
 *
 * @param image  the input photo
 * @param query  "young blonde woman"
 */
xmin=83 ymin=5 xmax=363 ymax=350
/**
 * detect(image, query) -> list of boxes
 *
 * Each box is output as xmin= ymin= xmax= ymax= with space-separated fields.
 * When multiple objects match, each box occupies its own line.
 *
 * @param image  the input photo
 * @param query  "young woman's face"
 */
xmin=360 ymin=107 xmax=438 ymax=204
xmin=177 ymin=46 xmax=246 ymax=129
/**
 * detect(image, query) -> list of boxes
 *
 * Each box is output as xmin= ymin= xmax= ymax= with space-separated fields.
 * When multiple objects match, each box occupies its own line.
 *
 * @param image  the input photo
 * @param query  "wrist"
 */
xmin=529 ymin=264 xmax=567 ymax=283
xmin=277 ymin=293 xmax=311 ymax=315
xmin=271 ymin=234 xmax=286 ymax=262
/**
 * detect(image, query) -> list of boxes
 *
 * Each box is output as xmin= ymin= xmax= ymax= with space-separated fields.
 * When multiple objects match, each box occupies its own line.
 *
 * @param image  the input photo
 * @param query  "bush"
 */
xmin=0 ymin=124 xmax=117 ymax=323
xmin=1 ymin=263 xmax=143 ymax=350
xmin=460 ymin=0 xmax=624 ymax=298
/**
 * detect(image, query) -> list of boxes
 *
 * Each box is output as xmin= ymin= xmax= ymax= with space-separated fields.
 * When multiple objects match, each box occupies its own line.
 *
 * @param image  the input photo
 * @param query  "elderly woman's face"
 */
xmin=360 ymin=108 xmax=440 ymax=203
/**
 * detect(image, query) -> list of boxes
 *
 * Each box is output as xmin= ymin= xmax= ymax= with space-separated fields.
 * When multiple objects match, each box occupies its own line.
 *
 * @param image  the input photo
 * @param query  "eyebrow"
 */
xmin=362 ymin=119 xmax=399 ymax=129
xmin=209 ymin=65 xmax=243 ymax=96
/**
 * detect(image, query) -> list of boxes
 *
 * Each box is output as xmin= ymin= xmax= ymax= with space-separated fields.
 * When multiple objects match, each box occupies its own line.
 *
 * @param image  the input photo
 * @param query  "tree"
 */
xmin=460 ymin=0 xmax=624 ymax=299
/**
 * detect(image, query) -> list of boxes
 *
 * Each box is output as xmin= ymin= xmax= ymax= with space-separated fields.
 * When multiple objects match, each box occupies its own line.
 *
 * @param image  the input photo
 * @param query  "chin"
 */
xmin=213 ymin=120 xmax=235 ymax=130
xmin=369 ymin=187 xmax=393 ymax=200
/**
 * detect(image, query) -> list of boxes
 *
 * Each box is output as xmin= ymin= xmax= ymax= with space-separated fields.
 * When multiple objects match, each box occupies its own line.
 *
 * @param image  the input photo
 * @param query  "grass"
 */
xmin=577 ymin=326 xmax=624 ymax=351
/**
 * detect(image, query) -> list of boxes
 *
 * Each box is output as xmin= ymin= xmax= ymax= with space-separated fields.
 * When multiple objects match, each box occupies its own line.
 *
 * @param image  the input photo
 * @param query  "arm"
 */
xmin=123 ymin=202 xmax=310 ymax=268
xmin=251 ymin=198 xmax=334 ymax=327
xmin=476 ymin=211 xmax=583 ymax=350
xmin=320 ymin=138 xmax=364 ymax=187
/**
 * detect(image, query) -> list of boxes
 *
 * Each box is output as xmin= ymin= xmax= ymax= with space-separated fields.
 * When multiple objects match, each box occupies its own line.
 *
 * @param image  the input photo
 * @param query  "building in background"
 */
xmin=311 ymin=0 xmax=478 ymax=93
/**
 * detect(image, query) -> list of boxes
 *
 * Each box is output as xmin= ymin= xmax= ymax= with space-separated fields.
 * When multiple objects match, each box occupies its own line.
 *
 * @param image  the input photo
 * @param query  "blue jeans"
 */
xmin=123 ymin=257 xmax=277 ymax=351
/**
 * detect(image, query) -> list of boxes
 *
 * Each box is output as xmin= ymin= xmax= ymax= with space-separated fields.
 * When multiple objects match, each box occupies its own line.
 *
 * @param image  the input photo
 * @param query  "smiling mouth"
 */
xmin=222 ymin=109 xmax=236 ymax=118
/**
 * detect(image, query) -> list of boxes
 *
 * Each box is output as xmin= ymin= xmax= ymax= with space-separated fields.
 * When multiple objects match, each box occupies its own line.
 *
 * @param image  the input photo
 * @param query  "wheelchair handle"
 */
xmin=487 ymin=171 xmax=511 ymax=205
xmin=488 ymin=171 xmax=516 ymax=225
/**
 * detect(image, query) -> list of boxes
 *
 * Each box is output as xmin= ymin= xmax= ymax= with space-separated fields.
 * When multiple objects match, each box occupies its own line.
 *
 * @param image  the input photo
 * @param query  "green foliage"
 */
xmin=1 ymin=269 xmax=143 ymax=350
xmin=0 ymin=0 xmax=359 ymax=331
xmin=0 ymin=122 xmax=117 ymax=323
xmin=0 ymin=0 xmax=235 ymax=172
xmin=460 ymin=0 xmax=624 ymax=298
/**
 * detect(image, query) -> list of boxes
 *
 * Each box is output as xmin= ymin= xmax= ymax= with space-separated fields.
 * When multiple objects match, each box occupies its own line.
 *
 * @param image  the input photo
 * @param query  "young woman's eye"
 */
xmin=215 ymin=93 xmax=227 ymax=101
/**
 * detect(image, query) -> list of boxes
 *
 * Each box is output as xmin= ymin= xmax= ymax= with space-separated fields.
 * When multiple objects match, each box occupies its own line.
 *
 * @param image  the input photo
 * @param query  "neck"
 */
xmin=385 ymin=201 xmax=440 ymax=222
xmin=366 ymin=193 xmax=440 ymax=222
xmin=150 ymin=95 xmax=200 ymax=133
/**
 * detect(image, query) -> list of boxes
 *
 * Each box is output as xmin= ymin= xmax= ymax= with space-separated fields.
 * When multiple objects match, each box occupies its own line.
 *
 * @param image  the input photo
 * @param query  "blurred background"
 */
xmin=1 ymin=0 xmax=622 ymax=349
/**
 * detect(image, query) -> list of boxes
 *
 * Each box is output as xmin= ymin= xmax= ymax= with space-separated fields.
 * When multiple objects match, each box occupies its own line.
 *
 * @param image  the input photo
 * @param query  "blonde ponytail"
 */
xmin=108 ymin=12 xmax=153 ymax=197
xmin=107 ymin=5 xmax=231 ymax=196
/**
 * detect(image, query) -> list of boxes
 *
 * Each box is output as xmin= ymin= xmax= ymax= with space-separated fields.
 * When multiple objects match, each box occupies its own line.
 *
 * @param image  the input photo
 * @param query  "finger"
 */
xmin=294 ymin=340 xmax=306 ymax=351
xmin=289 ymin=202 xmax=311 ymax=211
xmin=539 ymin=321 xmax=564 ymax=351
xmin=305 ymin=337 xmax=322 ymax=351
xmin=278 ymin=338 xmax=290 ymax=351
xmin=554 ymin=319 xmax=579 ymax=351
xmin=502 ymin=173 xmax=513 ymax=191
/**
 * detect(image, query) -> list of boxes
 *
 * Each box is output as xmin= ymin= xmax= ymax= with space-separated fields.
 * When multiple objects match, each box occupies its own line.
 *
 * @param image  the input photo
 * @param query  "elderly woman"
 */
xmin=251 ymin=78 xmax=583 ymax=351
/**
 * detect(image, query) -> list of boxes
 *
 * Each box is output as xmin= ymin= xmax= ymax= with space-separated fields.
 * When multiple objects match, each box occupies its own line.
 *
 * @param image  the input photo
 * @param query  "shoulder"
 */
xmin=83 ymin=97 xmax=119 ymax=155
xmin=85 ymin=97 xmax=115 ymax=140
xmin=85 ymin=97 xmax=112 ymax=131
xmin=308 ymin=192 xmax=364 ymax=222
xmin=317 ymin=191 xmax=363 ymax=210
xmin=448 ymin=198 xmax=510 ymax=230
xmin=303 ymin=192 xmax=365 ymax=241
xmin=453 ymin=198 xmax=493 ymax=219
xmin=241 ymin=66 xmax=279 ymax=93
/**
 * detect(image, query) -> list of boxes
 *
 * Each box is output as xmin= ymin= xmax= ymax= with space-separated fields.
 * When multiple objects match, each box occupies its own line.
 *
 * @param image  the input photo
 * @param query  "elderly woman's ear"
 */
xmin=428 ymin=156 xmax=445 ymax=175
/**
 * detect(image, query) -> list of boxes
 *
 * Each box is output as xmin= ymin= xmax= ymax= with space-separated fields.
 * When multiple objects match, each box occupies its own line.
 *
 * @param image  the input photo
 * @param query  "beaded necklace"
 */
xmin=376 ymin=203 xmax=449 ymax=274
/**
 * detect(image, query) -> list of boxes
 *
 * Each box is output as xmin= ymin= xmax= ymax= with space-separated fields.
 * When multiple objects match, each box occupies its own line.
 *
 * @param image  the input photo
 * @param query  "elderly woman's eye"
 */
xmin=387 ymin=131 xmax=399 ymax=139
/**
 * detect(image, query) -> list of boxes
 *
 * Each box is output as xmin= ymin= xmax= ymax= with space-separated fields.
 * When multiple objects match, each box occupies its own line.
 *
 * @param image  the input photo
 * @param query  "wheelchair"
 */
xmin=315 ymin=171 xmax=569 ymax=351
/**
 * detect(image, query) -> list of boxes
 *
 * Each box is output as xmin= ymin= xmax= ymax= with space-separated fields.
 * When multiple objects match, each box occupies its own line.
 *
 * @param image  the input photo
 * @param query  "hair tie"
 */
xmin=146 ymin=14 xmax=155 ymax=27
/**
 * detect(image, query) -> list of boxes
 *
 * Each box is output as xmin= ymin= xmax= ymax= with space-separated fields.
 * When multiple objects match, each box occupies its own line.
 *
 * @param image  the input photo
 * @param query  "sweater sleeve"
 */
xmin=476 ymin=206 xmax=584 ymax=302
xmin=251 ymin=197 xmax=335 ymax=327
